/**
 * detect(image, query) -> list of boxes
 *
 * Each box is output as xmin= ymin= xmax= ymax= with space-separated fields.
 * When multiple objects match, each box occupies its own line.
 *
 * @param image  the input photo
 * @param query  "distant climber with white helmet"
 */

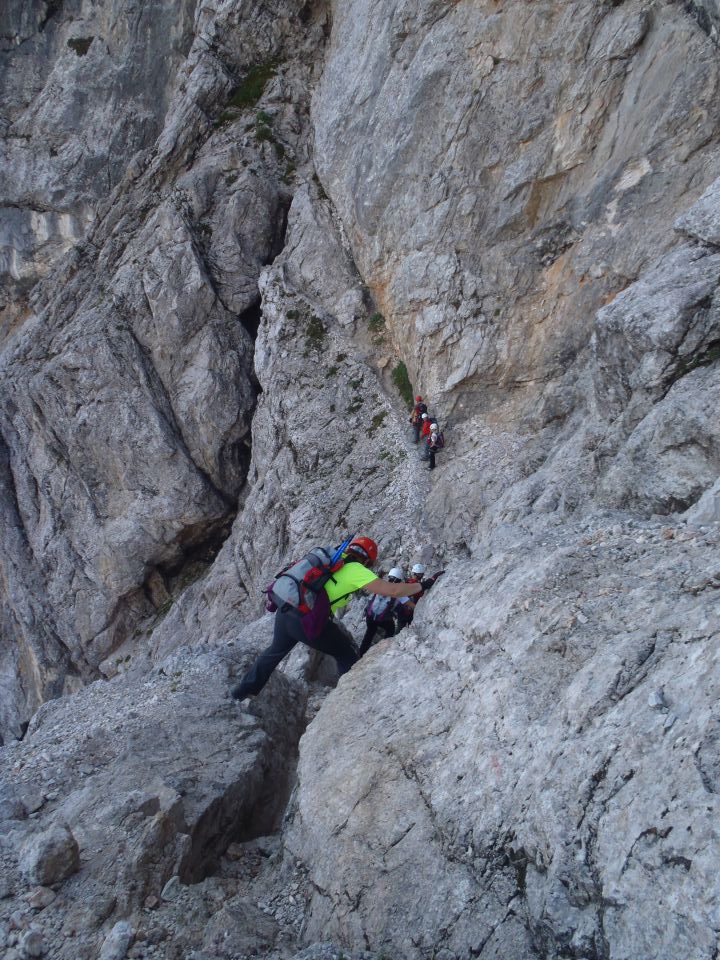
xmin=395 ymin=562 xmax=445 ymax=631
xmin=359 ymin=566 xmax=408 ymax=656
xmin=428 ymin=427 xmax=439 ymax=470
xmin=395 ymin=562 xmax=424 ymax=631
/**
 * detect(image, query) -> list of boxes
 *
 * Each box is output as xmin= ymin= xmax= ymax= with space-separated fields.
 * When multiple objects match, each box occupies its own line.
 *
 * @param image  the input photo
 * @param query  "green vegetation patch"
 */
xmin=368 ymin=312 xmax=385 ymax=334
xmin=369 ymin=410 xmax=387 ymax=434
xmin=155 ymin=597 xmax=174 ymax=619
xmin=391 ymin=360 xmax=414 ymax=408
xmin=214 ymin=110 xmax=236 ymax=129
xmin=670 ymin=340 xmax=720 ymax=385
xmin=67 ymin=37 xmax=94 ymax=56
xmin=368 ymin=311 xmax=387 ymax=345
xmin=379 ymin=449 xmax=402 ymax=466
xmin=228 ymin=60 xmax=279 ymax=109
xmin=304 ymin=314 xmax=326 ymax=352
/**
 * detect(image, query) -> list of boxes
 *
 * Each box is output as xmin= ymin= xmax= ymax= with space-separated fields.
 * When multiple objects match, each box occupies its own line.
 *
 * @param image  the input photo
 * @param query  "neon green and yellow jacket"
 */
xmin=323 ymin=561 xmax=377 ymax=613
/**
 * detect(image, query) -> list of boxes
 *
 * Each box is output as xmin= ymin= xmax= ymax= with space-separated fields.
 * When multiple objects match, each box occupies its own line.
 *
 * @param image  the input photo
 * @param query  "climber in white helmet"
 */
xmin=359 ymin=566 xmax=407 ymax=656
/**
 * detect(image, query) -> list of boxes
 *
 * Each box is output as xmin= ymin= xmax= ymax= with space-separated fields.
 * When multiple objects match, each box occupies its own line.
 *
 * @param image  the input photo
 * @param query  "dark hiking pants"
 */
xmin=233 ymin=608 xmax=359 ymax=697
xmin=359 ymin=616 xmax=396 ymax=658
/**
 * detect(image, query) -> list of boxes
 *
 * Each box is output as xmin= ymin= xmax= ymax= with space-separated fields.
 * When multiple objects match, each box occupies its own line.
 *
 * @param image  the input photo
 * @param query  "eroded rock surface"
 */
xmin=312 ymin=0 xmax=720 ymax=424
xmin=0 ymin=1 xmax=719 ymax=959
xmin=0 ymin=0 xmax=326 ymax=739
xmin=289 ymin=516 xmax=720 ymax=959
xmin=0 ymin=633 xmax=308 ymax=957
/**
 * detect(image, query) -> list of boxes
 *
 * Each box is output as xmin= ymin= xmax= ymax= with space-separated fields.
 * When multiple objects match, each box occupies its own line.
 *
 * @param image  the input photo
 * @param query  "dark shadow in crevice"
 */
xmin=224 ymin=434 xmax=253 ymax=485
xmin=263 ymin=195 xmax=291 ymax=266
xmin=667 ymin=337 xmax=720 ymax=390
xmin=239 ymin=298 xmax=262 ymax=339
xmin=148 ymin=512 xmax=237 ymax=606
xmin=178 ymin=677 xmax=307 ymax=884
xmin=39 ymin=0 xmax=63 ymax=31
xmin=682 ymin=1 xmax=720 ymax=45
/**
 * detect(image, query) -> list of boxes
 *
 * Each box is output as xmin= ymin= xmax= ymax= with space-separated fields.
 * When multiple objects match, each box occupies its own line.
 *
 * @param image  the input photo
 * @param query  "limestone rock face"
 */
xmin=312 ymin=0 xmax=720 ymax=421
xmin=143 ymin=181 xmax=431 ymax=666
xmin=0 ymin=1 xmax=719 ymax=960
xmin=0 ymin=0 xmax=197 ymax=329
xmin=686 ymin=0 xmax=720 ymax=40
xmin=289 ymin=517 xmax=720 ymax=960
xmin=0 ymin=0 xmax=323 ymax=739
xmin=0 ymin=637 xmax=306 ymax=957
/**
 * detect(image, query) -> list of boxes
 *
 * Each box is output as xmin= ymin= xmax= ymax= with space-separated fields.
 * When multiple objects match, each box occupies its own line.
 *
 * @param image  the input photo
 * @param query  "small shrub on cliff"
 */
xmin=228 ymin=60 xmax=279 ymax=109
xmin=391 ymin=360 xmax=414 ymax=408
xmin=369 ymin=410 xmax=387 ymax=434
xmin=368 ymin=312 xmax=385 ymax=333
xmin=67 ymin=37 xmax=93 ymax=56
xmin=214 ymin=63 xmax=279 ymax=129
xmin=304 ymin=315 xmax=326 ymax=354
xmin=670 ymin=340 xmax=720 ymax=384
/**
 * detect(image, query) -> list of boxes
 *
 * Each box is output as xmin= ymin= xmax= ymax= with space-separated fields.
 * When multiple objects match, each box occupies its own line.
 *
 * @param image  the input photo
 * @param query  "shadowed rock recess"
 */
xmin=0 ymin=1 xmax=718 ymax=958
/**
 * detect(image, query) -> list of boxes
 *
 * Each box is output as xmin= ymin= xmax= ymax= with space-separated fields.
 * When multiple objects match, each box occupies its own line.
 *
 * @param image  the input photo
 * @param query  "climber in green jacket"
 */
xmin=231 ymin=536 xmax=422 ymax=700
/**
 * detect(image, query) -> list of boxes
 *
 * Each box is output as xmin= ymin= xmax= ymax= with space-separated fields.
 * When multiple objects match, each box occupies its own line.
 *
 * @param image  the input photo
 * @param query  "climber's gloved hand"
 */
xmin=420 ymin=571 xmax=445 ymax=591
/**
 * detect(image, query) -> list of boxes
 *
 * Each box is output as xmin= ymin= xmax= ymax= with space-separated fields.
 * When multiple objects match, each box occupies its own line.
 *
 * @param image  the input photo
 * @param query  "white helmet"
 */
xmin=411 ymin=562 xmax=426 ymax=575
xmin=388 ymin=567 xmax=405 ymax=581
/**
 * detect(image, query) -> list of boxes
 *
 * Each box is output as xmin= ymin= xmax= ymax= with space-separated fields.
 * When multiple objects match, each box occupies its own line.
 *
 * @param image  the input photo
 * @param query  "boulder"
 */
xmin=201 ymin=899 xmax=278 ymax=957
xmin=98 ymin=921 xmax=134 ymax=960
xmin=18 ymin=823 xmax=79 ymax=887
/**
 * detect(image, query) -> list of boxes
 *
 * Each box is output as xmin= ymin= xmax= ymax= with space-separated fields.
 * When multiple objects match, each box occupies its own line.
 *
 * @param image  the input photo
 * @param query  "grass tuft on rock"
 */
xmin=67 ymin=37 xmax=93 ymax=56
xmin=670 ymin=340 xmax=720 ymax=385
xmin=369 ymin=410 xmax=387 ymax=434
xmin=368 ymin=312 xmax=385 ymax=333
xmin=304 ymin=315 xmax=326 ymax=353
xmin=228 ymin=60 xmax=279 ymax=109
xmin=391 ymin=360 xmax=414 ymax=408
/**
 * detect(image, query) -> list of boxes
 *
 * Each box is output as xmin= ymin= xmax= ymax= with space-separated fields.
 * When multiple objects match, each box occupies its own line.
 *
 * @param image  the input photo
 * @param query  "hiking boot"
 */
xmin=230 ymin=682 xmax=252 ymax=701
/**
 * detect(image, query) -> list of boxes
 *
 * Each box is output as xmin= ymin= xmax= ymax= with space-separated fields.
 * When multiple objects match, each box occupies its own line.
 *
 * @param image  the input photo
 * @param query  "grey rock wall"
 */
xmin=0 ymin=0 xmax=326 ymax=738
xmin=312 ymin=0 xmax=720 ymax=425
xmin=289 ymin=516 xmax=720 ymax=960
xmin=685 ymin=0 xmax=720 ymax=40
xmin=0 ymin=1 xmax=719 ymax=959
xmin=0 ymin=0 xmax=197 ymax=332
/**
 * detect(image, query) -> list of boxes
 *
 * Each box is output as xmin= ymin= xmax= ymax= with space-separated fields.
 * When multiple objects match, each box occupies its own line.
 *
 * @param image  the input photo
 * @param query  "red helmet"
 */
xmin=415 ymin=395 xmax=423 ymax=402
xmin=347 ymin=535 xmax=378 ymax=564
